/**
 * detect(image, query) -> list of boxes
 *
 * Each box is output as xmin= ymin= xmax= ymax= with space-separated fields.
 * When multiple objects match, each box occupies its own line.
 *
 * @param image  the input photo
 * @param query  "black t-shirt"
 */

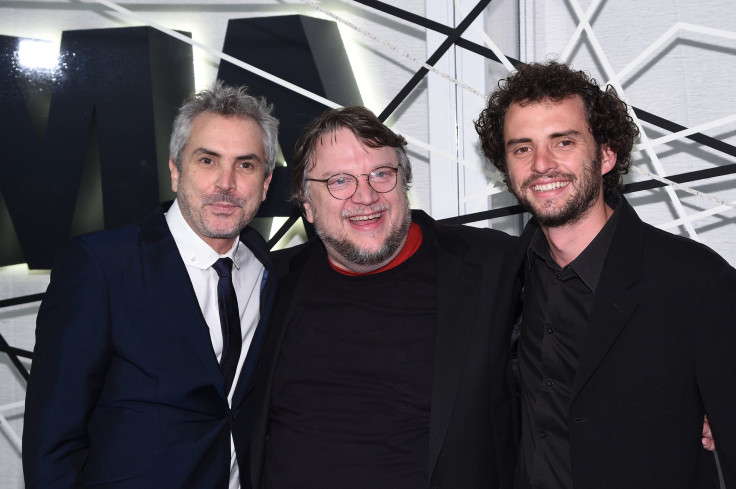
xmin=264 ymin=230 xmax=438 ymax=489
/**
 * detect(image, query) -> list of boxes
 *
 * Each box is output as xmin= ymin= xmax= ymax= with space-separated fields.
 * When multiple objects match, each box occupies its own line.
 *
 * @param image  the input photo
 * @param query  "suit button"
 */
xmin=232 ymin=409 xmax=239 ymax=420
xmin=539 ymin=432 xmax=546 ymax=439
xmin=546 ymin=327 xmax=554 ymax=334
xmin=545 ymin=379 xmax=554 ymax=387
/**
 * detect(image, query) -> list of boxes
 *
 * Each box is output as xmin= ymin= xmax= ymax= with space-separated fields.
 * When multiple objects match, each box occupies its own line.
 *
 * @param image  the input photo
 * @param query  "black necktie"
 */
xmin=212 ymin=258 xmax=241 ymax=395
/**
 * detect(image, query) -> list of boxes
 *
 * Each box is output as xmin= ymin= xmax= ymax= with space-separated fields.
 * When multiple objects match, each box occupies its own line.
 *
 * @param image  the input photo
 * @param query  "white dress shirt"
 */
xmin=166 ymin=199 xmax=264 ymax=489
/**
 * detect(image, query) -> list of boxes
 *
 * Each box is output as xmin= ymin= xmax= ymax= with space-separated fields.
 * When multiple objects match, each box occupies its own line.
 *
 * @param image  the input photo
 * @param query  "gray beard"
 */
xmin=177 ymin=181 xmax=248 ymax=239
xmin=314 ymin=205 xmax=412 ymax=267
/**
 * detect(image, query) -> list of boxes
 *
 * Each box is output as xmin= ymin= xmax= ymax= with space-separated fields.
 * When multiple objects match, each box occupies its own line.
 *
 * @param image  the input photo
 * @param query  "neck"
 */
xmin=206 ymin=236 xmax=238 ymax=255
xmin=331 ymin=223 xmax=425 ymax=276
xmin=330 ymin=257 xmax=395 ymax=275
xmin=541 ymin=198 xmax=613 ymax=268
xmin=327 ymin=236 xmax=409 ymax=274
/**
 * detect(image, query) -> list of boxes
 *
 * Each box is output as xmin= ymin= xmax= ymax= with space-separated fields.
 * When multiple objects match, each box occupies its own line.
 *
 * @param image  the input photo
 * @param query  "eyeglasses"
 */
xmin=306 ymin=166 xmax=399 ymax=200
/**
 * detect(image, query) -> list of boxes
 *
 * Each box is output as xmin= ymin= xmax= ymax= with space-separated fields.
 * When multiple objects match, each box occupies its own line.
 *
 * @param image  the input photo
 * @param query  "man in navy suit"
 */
xmin=475 ymin=61 xmax=736 ymax=489
xmin=23 ymin=81 xmax=278 ymax=489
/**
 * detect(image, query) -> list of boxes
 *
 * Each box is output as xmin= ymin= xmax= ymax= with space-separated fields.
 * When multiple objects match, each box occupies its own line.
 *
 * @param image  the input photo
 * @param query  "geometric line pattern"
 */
xmin=2 ymin=2 xmax=735 ymax=487
xmin=90 ymin=0 xmax=736 ymax=223
xmin=0 ymin=400 xmax=23 ymax=454
xmin=4 ymin=0 xmax=736 ymax=371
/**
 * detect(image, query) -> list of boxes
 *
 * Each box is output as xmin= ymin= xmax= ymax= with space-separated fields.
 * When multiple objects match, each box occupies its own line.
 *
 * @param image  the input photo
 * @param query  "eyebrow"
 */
xmin=505 ymin=129 xmax=584 ymax=148
xmin=192 ymin=147 xmax=262 ymax=162
xmin=314 ymin=164 xmax=396 ymax=179
xmin=549 ymin=129 xmax=583 ymax=139
xmin=505 ymin=137 xmax=532 ymax=148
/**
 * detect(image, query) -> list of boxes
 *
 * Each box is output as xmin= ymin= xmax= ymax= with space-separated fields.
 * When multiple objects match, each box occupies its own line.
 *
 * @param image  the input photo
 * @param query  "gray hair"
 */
xmin=169 ymin=80 xmax=279 ymax=174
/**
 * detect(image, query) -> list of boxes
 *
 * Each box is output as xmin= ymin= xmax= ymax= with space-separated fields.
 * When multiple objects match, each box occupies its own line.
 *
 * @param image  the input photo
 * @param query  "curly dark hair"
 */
xmin=474 ymin=61 xmax=639 ymax=193
xmin=291 ymin=106 xmax=413 ymax=214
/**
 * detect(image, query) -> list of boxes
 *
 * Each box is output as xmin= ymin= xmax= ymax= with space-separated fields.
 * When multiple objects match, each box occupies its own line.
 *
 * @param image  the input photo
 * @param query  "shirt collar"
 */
xmin=526 ymin=191 xmax=623 ymax=291
xmin=165 ymin=198 xmax=242 ymax=270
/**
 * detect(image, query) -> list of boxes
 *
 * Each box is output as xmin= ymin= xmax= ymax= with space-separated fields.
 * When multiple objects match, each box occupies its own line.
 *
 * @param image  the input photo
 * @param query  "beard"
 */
xmin=177 ymin=182 xmax=249 ymax=239
xmin=510 ymin=148 xmax=603 ymax=228
xmin=313 ymin=200 xmax=412 ymax=268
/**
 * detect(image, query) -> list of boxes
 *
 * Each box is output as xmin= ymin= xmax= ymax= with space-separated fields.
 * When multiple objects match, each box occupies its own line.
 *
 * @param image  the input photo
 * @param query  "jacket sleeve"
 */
xmin=23 ymin=237 xmax=113 ymax=489
xmin=696 ymin=262 xmax=736 ymax=488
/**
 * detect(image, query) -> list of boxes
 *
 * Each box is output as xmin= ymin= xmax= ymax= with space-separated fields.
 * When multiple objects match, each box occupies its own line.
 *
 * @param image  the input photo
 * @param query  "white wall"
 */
xmin=517 ymin=0 xmax=736 ymax=263
xmin=0 ymin=266 xmax=42 ymax=489
xmin=1 ymin=0 xmax=735 ymax=487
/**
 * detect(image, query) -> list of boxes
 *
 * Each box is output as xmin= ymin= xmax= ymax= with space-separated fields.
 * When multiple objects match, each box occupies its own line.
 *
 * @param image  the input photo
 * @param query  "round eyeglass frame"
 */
xmin=306 ymin=166 xmax=399 ymax=200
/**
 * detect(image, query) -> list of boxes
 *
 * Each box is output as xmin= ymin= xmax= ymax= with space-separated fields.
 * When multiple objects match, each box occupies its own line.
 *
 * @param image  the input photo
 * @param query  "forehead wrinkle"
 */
xmin=192 ymin=147 xmax=220 ymax=157
xmin=236 ymin=153 xmax=262 ymax=162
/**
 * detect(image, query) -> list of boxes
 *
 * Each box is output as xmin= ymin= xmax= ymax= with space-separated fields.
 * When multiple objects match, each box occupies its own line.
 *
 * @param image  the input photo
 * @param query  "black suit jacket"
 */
xmin=513 ymin=194 xmax=736 ymax=489
xmin=249 ymin=210 xmax=519 ymax=489
xmin=23 ymin=202 xmax=276 ymax=488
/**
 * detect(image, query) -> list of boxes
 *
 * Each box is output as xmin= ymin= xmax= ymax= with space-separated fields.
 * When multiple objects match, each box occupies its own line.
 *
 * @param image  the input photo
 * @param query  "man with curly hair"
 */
xmin=475 ymin=61 xmax=736 ymax=489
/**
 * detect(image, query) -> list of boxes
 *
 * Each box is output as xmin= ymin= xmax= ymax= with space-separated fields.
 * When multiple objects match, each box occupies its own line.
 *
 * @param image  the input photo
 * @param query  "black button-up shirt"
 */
xmin=516 ymin=193 xmax=622 ymax=489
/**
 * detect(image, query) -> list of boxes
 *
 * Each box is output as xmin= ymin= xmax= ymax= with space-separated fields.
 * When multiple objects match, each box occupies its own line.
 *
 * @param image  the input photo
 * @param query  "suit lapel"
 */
xmin=141 ymin=205 xmax=228 ymax=399
xmin=570 ymin=199 xmax=644 ymax=402
xmin=427 ymin=229 xmax=483 ymax=476
xmin=250 ymin=243 xmax=313 ymax=489
xmin=231 ymin=227 xmax=277 ymax=408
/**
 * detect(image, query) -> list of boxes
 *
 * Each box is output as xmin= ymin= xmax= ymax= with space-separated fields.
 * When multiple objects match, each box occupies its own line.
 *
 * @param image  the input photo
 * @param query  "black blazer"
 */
xmin=23 ymin=203 xmax=276 ymax=488
xmin=249 ymin=210 xmax=519 ymax=489
xmin=513 ymin=194 xmax=736 ymax=489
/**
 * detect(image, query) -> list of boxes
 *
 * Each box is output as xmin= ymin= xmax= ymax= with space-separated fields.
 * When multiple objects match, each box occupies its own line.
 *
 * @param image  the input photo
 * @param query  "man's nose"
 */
xmin=531 ymin=146 xmax=558 ymax=174
xmin=350 ymin=175 xmax=379 ymax=205
xmin=216 ymin=166 xmax=237 ymax=191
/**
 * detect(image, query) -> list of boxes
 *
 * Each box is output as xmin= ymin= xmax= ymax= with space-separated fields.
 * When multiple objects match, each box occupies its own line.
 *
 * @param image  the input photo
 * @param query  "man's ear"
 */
xmin=303 ymin=201 xmax=315 ymax=223
xmin=261 ymin=172 xmax=273 ymax=202
xmin=169 ymin=158 xmax=179 ymax=193
xmin=600 ymin=144 xmax=617 ymax=176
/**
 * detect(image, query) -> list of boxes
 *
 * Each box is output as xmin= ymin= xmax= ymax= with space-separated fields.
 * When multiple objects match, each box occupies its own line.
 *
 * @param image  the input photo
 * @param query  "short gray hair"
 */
xmin=169 ymin=80 xmax=279 ymax=174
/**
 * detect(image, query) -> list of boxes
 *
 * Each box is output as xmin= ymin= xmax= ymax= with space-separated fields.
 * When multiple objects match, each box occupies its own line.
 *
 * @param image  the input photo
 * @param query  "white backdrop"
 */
xmin=519 ymin=0 xmax=736 ymax=265
xmin=1 ymin=1 xmax=735 ymax=487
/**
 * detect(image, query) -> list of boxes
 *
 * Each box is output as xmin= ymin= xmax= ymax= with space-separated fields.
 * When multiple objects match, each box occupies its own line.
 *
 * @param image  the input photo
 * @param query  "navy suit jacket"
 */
xmin=513 ymin=194 xmax=736 ymax=489
xmin=250 ymin=210 xmax=520 ymax=489
xmin=23 ymin=202 xmax=276 ymax=488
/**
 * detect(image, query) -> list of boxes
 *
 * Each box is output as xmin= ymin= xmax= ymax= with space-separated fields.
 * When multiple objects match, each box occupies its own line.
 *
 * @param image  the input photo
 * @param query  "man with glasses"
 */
xmin=248 ymin=106 xmax=518 ymax=489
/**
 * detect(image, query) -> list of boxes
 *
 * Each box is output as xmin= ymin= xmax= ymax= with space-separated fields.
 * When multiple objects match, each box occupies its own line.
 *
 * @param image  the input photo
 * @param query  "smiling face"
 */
xmin=503 ymin=96 xmax=616 ymax=229
xmin=169 ymin=112 xmax=272 ymax=253
xmin=303 ymin=127 xmax=411 ymax=273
